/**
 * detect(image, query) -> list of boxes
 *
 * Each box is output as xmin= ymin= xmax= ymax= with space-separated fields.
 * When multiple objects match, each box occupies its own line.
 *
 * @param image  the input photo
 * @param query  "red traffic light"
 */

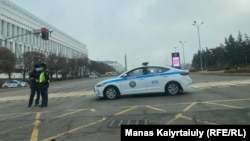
xmin=41 ymin=27 xmax=47 ymax=33
xmin=41 ymin=27 xmax=49 ymax=40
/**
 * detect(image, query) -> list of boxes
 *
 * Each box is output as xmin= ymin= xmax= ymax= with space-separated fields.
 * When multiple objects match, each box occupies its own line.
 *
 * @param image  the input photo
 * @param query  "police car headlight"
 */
xmin=96 ymin=83 xmax=105 ymax=87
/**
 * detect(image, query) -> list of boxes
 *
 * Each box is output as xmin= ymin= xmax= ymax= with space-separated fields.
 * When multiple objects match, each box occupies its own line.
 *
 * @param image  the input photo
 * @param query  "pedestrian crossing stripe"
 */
xmin=0 ymin=90 xmax=94 ymax=102
xmin=192 ymin=79 xmax=250 ymax=89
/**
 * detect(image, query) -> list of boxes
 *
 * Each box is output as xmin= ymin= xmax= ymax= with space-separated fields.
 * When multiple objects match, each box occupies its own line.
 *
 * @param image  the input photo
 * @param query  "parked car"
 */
xmin=89 ymin=74 xmax=99 ymax=78
xmin=2 ymin=80 xmax=28 ymax=88
xmin=94 ymin=63 xmax=192 ymax=100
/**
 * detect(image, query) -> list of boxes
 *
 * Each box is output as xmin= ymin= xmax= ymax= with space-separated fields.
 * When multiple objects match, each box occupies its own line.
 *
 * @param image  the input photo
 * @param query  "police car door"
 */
xmin=10 ymin=81 xmax=17 ymax=88
xmin=120 ymin=67 xmax=146 ymax=94
xmin=145 ymin=67 xmax=167 ymax=93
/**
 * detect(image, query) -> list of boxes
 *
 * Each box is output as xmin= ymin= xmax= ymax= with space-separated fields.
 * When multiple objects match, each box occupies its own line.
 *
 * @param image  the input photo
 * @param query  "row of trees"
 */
xmin=192 ymin=32 xmax=250 ymax=69
xmin=0 ymin=47 xmax=115 ymax=80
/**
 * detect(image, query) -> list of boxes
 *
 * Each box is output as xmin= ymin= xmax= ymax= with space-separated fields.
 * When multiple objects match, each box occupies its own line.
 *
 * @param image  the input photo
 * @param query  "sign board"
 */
xmin=171 ymin=52 xmax=180 ymax=69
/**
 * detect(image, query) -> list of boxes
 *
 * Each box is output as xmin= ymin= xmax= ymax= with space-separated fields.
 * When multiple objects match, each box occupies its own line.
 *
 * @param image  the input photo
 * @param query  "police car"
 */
xmin=94 ymin=63 xmax=192 ymax=100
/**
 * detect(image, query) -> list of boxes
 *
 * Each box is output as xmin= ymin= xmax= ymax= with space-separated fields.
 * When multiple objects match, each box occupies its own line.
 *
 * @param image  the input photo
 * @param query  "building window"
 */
xmin=16 ymin=26 xmax=19 ymax=40
xmin=29 ymin=32 xmax=31 ymax=44
xmin=25 ymin=30 xmax=29 ymax=43
xmin=21 ymin=28 xmax=24 ymax=41
xmin=32 ymin=34 xmax=35 ymax=45
xmin=7 ymin=22 xmax=9 ymax=37
xmin=12 ymin=24 xmax=15 ymax=37
xmin=0 ymin=20 xmax=3 ymax=36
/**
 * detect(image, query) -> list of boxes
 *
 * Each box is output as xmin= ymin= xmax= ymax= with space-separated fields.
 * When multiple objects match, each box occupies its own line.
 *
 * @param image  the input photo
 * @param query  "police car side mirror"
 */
xmin=122 ymin=73 xmax=128 ymax=77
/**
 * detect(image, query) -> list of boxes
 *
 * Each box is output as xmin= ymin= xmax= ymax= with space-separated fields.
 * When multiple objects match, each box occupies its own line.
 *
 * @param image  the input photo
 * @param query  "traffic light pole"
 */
xmin=0 ymin=29 xmax=52 ymax=42
xmin=0 ymin=32 xmax=35 ymax=42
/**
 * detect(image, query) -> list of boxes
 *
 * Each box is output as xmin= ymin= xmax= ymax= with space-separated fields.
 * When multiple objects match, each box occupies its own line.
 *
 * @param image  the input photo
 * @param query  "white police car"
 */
xmin=94 ymin=63 xmax=192 ymax=100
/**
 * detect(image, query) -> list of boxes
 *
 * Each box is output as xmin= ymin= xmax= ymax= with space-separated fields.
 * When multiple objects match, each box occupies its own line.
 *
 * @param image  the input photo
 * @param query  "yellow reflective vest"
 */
xmin=39 ymin=72 xmax=46 ymax=83
xmin=39 ymin=71 xmax=50 ymax=83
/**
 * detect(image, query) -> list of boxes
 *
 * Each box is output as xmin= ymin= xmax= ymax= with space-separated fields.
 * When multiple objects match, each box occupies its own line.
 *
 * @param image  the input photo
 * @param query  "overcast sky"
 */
xmin=10 ymin=0 xmax=250 ymax=69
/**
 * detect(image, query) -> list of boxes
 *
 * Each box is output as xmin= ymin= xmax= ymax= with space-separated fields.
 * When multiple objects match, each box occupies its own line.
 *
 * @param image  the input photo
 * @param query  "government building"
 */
xmin=0 ymin=0 xmax=88 ymax=68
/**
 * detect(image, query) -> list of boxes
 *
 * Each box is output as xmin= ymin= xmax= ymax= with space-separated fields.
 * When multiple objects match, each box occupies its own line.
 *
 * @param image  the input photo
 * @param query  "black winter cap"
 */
xmin=40 ymin=63 xmax=46 ymax=68
xmin=34 ymin=64 xmax=40 ymax=68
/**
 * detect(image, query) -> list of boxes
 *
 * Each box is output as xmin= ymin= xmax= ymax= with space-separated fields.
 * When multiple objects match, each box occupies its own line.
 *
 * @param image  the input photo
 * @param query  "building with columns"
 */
xmin=0 ymin=0 xmax=88 ymax=68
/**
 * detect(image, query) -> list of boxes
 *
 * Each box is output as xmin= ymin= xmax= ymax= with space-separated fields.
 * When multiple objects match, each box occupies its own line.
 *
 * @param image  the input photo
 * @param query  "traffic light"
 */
xmin=41 ymin=27 xmax=49 ymax=40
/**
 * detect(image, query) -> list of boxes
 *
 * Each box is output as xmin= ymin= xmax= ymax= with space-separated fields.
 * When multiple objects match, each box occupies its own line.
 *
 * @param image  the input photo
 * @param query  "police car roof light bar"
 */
xmin=142 ymin=62 xmax=149 ymax=66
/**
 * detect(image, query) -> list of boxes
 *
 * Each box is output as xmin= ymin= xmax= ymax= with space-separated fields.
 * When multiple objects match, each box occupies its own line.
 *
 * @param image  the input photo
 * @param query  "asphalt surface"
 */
xmin=0 ymin=73 xmax=250 ymax=141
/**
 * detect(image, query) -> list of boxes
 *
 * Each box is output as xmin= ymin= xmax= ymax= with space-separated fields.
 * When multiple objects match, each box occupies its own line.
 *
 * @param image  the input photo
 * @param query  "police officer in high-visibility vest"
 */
xmin=39 ymin=63 xmax=50 ymax=108
xmin=28 ymin=64 xmax=41 ymax=107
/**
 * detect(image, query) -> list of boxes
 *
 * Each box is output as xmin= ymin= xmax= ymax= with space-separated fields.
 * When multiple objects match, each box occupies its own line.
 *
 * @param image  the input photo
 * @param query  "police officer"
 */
xmin=39 ymin=63 xmax=50 ymax=108
xmin=28 ymin=64 xmax=41 ymax=107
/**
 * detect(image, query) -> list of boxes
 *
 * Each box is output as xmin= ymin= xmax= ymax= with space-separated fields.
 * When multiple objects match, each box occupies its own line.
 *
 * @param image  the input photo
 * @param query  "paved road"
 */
xmin=0 ymin=74 xmax=250 ymax=141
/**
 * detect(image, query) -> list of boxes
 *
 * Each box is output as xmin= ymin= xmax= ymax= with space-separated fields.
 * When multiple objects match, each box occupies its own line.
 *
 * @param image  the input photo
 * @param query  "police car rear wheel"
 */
xmin=165 ymin=82 xmax=180 ymax=95
xmin=104 ymin=86 xmax=119 ymax=100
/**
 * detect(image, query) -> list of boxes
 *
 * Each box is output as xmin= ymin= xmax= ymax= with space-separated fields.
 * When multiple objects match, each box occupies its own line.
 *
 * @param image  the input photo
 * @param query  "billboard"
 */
xmin=172 ymin=52 xmax=180 ymax=69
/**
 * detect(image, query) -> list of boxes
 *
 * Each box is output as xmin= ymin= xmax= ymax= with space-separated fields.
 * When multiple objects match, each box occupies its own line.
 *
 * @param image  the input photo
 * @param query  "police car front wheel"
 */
xmin=165 ymin=81 xmax=180 ymax=95
xmin=104 ymin=86 xmax=119 ymax=100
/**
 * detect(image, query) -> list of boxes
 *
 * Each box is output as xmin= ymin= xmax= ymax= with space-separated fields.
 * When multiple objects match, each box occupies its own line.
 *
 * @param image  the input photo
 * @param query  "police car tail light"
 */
xmin=180 ymin=72 xmax=189 ymax=75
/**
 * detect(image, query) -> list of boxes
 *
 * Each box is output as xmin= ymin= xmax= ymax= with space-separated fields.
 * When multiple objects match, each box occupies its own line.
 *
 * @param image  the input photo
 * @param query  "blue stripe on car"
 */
xmin=102 ymin=71 xmax=182 ymax=85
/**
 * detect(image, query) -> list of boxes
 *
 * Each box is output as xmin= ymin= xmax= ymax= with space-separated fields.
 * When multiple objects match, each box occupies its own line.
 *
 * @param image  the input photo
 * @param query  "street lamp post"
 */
xmin=174 ymin=46 xmax=177 ymax=52
xmin=180 ymin=41 xmax=186 ymax=69
xmin=193 ymin=21 xmax=204 ymax=71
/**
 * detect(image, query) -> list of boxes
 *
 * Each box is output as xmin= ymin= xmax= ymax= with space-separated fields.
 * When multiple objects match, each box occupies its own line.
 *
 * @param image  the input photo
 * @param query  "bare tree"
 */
xmin=23 ymin=51 xmax=46 ymax=73
xmin=0 ymin=47 xmax=16 ymax=80
xmin=88 ymin=60 xmax=115 ymax=75
xmin=47 ymin=53 xmax=58 ymax=81
xmin=57 ymin=56 xmax=68 ymax=79
xmin=59 ymin=57 xmax=69 ymax=80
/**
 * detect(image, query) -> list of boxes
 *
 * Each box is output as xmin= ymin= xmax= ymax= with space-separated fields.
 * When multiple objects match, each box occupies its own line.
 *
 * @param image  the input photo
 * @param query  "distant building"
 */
xmin=98 ymin=61 xmax=125 ymax=73
xmin=0 ymin=0 xmax=88 ymax=68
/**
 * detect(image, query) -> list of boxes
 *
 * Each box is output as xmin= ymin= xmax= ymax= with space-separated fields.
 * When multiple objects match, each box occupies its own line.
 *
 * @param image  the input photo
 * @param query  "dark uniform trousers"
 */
xmin=39 ymin=69 xmax=49 ymax=108
xmin=28 ymin=85 xmax=40 ymax=106
xmin=40 ymin=85 xmax=48 ymax=107
xmin=28 ymin=69 xmax=41 ymax=107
